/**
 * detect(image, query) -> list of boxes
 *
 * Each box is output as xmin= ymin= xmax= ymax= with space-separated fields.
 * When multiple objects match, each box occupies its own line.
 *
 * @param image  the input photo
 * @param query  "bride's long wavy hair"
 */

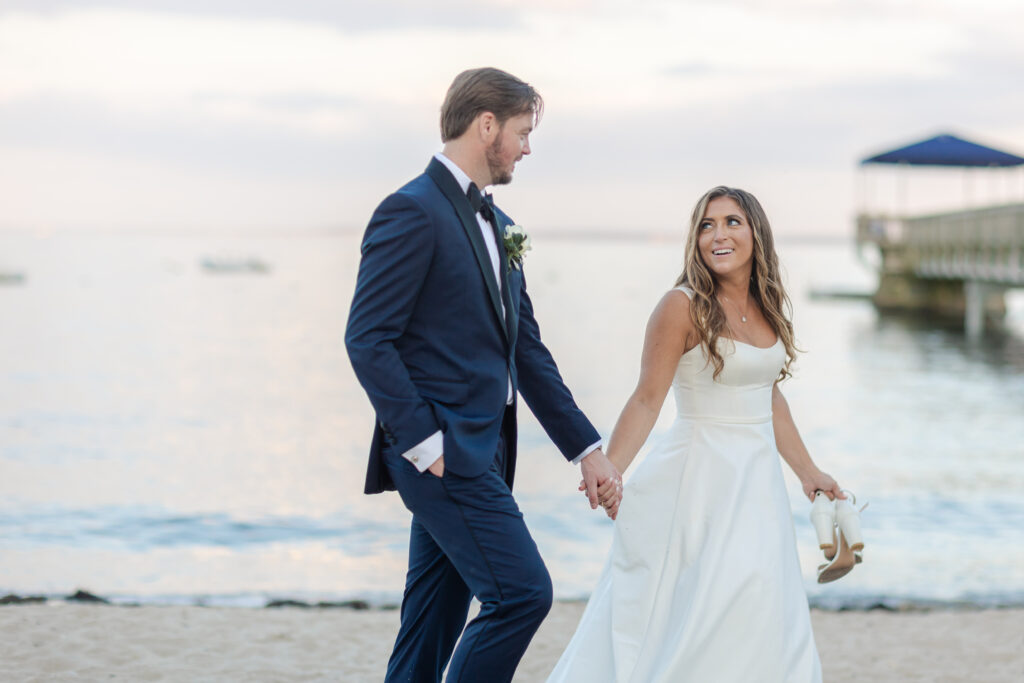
xmin=674 ymin=186 xmax=797 ymax=381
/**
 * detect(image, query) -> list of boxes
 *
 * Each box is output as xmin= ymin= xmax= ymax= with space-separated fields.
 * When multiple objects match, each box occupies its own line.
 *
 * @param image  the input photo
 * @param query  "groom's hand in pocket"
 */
xmin=428 ymin=456 xmax=445 ymax=478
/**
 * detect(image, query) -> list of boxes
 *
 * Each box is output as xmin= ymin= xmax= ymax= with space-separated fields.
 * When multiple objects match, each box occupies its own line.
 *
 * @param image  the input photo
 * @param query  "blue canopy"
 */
xmin=860 ymin=133 xmax=1024 ymax=168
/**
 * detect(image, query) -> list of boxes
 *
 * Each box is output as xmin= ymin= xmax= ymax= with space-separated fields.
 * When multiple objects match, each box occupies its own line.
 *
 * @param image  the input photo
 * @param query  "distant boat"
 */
xmin=0 ymin=271 xmax=26 ymax=285
xmin=200 ymin=258 xmax=271 ymax=274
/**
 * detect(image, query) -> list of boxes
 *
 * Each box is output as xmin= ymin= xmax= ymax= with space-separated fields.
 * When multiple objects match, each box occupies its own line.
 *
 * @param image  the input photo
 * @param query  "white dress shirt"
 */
xmin=401 ymin=152 xmax=600 ymax=472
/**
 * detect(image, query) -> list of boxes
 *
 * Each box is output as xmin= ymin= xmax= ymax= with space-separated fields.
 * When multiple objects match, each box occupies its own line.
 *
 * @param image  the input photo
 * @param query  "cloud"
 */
xmin=0 ymin=1 xmax=1022 ymax=234
xmin=0 ymin=144 xmax=386 ymax=233
xmin=0 ymin=0 xmax=525 ymax=32
xmin=662 ymin=62 xmax=716 ymax=78
xmin=0 ymin=2 xmax=968 ymax=120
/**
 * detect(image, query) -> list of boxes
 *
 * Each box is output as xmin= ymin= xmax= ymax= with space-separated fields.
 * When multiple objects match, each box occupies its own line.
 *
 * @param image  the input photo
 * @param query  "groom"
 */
xmin=345 ymin=67 xmax=621 ymax=682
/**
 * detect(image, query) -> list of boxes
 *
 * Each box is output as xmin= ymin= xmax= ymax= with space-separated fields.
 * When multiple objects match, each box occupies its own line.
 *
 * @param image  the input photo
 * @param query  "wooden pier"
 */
xmin=856 ymin=202 xmax=1024 ymax=338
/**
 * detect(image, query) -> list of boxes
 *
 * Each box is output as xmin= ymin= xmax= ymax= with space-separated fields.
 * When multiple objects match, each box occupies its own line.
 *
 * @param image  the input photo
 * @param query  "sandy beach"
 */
xmin=1 ymin=602 xmax=1021 ymax=682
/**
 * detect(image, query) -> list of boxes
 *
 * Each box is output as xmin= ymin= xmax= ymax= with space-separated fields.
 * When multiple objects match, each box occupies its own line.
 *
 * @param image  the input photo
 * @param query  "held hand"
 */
xmin=801 ymin=469 xmax=844 ymax=502
xmin=577 ymin=478 xmax=622 ymax=520
xmin=428 ymin=455 xmax=445 ymax=478
xmin=596 ymin=476 xmax=623 ymax=520
xmin=578 ymin=448 xmax=623 ymax=519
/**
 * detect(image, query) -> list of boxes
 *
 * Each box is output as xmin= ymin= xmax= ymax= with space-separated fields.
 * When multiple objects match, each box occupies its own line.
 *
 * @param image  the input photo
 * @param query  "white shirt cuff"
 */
xmin=402 ymin=431 xmax=443 ymax=472
xmin=571 ymin=440 xmax=603 ymax=465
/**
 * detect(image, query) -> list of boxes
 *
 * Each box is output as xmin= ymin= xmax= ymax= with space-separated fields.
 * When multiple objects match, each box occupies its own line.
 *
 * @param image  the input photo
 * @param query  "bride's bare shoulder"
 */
xmin=658 ymin=287 xmax=694 ymax=317
xmin=647 ymin=288 xmax=696 ymax=346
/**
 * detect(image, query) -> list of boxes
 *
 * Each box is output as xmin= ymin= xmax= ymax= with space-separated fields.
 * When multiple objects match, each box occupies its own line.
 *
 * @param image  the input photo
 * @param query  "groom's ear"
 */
xmin=475 ymin=111 xmax=500 ymax=143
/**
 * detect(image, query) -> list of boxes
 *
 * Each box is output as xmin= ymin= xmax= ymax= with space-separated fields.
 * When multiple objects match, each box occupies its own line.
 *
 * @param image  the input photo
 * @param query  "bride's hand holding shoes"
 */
xmin=799 ymin=468 xmax=844 ymax=503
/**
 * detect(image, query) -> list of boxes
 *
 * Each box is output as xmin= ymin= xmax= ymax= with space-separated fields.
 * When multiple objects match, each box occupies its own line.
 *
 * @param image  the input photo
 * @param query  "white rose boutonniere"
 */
xmin=503 ymin=224 xmax=531 ymax=271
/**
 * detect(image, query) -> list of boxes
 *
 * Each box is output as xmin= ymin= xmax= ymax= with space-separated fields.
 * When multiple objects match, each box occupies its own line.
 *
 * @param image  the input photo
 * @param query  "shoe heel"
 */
xmin=809 ymin=491 xmax=836 ymax=550
xmin=835 ymin=497 xmax=864 ymax=552
xmin=817 ymin=527 xmax=856 ymax=584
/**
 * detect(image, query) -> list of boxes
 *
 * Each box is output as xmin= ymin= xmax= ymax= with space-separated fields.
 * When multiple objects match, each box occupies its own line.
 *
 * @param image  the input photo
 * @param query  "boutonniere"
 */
xmin=503 ymin=224 xmax=531 ymax=271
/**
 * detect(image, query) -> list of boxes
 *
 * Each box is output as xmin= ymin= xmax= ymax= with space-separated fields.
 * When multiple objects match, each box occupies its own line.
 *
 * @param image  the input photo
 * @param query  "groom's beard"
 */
xmin=486 ymin=134 xmax=513 ymax=186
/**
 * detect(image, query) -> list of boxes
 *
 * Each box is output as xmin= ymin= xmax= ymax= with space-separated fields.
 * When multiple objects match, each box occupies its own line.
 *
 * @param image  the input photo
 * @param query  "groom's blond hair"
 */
xmin=440 ymin=68 xmax=543 ymax=142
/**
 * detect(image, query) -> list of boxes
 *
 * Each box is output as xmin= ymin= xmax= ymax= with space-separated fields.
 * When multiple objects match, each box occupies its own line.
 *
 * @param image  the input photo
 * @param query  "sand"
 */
xmin=1 ymin=602 xmax=1022 ymax=682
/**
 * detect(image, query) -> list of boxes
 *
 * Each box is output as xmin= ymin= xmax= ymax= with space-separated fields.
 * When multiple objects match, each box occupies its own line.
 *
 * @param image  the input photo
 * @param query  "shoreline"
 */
xmin=1 ymin=602 xmax=1022 ymax=682
xmin=5 ymin=589 xmax=1024 ymax=612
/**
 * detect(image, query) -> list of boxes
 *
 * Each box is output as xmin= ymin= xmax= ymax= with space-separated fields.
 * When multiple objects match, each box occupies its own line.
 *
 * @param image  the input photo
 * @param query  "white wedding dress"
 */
xmin=548 ymin=287 xmax=821 ymax=683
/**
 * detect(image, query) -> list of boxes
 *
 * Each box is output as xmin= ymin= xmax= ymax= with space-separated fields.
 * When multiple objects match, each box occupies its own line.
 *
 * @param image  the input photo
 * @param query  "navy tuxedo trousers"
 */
xmin=383 ymin=409 xmax=552 ymax=683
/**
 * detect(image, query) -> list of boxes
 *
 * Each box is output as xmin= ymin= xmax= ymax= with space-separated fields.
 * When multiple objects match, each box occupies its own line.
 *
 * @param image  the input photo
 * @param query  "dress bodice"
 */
xmin=671 ymin=286 xmax=786 ymax=424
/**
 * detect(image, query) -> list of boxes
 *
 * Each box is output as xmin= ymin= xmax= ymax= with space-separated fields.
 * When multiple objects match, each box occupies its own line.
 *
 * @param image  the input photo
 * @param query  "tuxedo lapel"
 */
xmin=491 ymin=210 xmax=519 ymax=344
xmin=425 ymin=159 xmax=508 ymax=341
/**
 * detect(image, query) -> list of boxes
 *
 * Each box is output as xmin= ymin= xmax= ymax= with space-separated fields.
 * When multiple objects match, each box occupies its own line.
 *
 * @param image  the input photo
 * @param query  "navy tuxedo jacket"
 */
xmin=346 ymin=158 xmax=600 ymax=494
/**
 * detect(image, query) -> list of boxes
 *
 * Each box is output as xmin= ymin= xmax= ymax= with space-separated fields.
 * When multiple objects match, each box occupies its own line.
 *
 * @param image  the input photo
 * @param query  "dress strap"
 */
xmin=673 ymin=284 xmax=695 ymax=300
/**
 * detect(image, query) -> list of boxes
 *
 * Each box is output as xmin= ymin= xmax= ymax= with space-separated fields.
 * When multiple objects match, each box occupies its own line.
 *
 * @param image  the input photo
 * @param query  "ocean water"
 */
xmin=1 ymin=231 xmax=1023 ymax=609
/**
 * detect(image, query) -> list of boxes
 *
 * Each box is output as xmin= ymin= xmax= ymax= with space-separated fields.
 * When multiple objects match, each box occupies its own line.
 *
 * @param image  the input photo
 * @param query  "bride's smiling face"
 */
xmin=697 ymin=196 xmax=754 ymax=280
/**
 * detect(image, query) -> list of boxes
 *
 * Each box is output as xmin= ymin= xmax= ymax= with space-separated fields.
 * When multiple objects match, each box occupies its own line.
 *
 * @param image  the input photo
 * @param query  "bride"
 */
xmin=548 ymin=186 xmax=844 ymax=682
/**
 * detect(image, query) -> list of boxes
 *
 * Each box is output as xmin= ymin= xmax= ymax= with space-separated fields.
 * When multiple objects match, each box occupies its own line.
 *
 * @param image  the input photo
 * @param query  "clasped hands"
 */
xmin=579 ymin=448 xmax=623 ymax=520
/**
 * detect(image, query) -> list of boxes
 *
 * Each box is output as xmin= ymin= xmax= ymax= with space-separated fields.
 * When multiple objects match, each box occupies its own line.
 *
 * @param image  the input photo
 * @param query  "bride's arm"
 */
xmin=605 ymin=290 xmax=694 ymax=476
xmin=771 ymin=384 xmax=844 ymax=502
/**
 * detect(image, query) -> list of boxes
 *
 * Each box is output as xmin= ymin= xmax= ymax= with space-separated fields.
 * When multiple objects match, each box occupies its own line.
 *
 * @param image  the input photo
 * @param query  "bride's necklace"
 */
xmin=720 ymin=294 xmax=750 ymax=323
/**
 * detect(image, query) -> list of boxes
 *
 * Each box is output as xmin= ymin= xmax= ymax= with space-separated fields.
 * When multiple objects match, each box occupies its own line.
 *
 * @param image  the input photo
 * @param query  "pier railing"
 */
xmin=903 ymin=203 xmax=1024 ymax=284
xmin=856 ymin=203 xmax=1024 ymax=337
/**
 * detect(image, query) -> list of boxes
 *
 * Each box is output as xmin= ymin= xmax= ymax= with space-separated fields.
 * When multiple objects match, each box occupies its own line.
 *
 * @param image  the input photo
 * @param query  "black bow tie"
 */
xmin=466 ymin=182 xmax=497 ymax=224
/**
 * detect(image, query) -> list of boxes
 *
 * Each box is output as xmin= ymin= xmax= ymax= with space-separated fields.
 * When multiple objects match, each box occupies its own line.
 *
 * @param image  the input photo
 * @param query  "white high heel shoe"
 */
xmin=810 ymin=489 xmax=867 ymax=584
xmin=809 ymin=491 xmax=836 ymax=553
xmin=834 ymin=491 xmax=864 ymax=552
xmin=817 ymin=526 xmax=856 ymax=583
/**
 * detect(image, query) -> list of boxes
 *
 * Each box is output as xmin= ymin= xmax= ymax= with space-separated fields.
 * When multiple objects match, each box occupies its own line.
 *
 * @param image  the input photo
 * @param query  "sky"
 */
xmin=1 ymin=0 xmax=1023 ymax=236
